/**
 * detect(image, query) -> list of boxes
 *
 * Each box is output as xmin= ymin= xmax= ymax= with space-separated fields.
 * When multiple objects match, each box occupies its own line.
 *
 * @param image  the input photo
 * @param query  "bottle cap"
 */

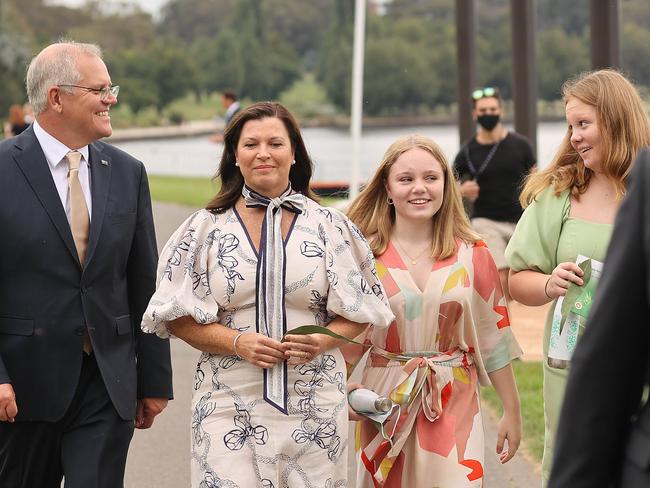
xmin=375 ymin=396 xmax=393 ymax=413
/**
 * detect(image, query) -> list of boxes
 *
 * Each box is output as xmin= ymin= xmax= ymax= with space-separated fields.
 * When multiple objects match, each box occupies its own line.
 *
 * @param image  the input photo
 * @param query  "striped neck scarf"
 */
xmin=242 ymin=184 xmax=305 ymax=413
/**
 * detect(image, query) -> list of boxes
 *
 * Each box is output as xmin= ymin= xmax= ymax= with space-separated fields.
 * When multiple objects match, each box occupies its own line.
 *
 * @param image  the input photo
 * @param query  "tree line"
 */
xmin=1 ymin=0 xmax=649 ymax=120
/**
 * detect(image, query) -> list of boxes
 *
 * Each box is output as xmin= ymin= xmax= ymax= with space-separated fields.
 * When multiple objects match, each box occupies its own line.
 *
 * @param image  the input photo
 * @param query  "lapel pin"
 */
xmin=101 ymin=159 xmax=109 ymax=166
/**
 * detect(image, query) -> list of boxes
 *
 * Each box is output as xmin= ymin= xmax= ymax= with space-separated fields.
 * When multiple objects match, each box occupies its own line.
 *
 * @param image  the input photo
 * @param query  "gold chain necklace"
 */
xmin=393 ymin=237 xmax=431 ymax=265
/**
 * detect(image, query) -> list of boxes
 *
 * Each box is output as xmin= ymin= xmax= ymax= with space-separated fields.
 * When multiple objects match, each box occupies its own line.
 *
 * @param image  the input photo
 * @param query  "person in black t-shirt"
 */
xmin=454 ymin=87 xmax=535 ymax=299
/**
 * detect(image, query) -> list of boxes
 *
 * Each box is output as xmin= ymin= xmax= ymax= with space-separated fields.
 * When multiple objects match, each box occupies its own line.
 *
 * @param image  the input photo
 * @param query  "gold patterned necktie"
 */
xmin=66 ymin=151 xmax=90 ymax=266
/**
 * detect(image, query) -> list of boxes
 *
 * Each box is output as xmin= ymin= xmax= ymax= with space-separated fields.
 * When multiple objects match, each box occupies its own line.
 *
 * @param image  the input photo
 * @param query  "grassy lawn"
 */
xmin=482 ymin=361 xmax=544 ymax=462
xmin=148 ymin=175 xmax=220 ymax=208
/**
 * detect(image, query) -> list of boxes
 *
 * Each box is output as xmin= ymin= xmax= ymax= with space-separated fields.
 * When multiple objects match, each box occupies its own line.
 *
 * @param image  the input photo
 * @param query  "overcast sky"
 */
xmin=47 ymin=0 xmax=168 ymax=16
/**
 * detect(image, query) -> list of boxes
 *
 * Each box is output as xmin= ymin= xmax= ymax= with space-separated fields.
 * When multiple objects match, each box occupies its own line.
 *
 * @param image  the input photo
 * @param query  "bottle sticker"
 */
xmin=548 ymin=255 xmax=603 ymax=363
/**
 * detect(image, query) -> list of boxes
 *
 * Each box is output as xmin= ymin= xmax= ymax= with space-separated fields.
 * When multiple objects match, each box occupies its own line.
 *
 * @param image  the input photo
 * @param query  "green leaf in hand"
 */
xmin=283 ymin=325 xmax=363 ymax=345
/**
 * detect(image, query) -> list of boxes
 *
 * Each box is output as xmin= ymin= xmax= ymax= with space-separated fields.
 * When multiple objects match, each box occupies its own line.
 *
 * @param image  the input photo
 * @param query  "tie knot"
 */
xmin=66 ymin=151 xmax=82 ymax=171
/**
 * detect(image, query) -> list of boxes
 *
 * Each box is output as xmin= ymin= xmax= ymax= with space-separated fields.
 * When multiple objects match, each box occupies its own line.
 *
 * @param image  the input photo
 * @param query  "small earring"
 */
xmin=387 ymin=197 xmax=393 ymax=205
xmin=235 ymin=161 xmax=239 ymax=167
xmin=291 ymin=159 xmax=296 ymax=165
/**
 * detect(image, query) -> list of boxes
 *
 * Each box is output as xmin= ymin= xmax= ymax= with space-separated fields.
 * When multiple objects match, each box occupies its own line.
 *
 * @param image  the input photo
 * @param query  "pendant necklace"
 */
xmin=393 ymin=237 xmax=431 ymax=265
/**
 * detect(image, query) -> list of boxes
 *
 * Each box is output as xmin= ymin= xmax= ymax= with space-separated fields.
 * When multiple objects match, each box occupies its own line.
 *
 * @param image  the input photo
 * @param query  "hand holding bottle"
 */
xmin=347 ymin=384 xmax=394 ymax=424
xmin=347 ymin=383 xmax=365 ymax=421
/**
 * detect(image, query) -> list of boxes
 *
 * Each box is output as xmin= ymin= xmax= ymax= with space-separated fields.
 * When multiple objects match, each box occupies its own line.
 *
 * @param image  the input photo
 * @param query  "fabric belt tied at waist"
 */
xmin=370 ymin=347 xmax=473 ymax=423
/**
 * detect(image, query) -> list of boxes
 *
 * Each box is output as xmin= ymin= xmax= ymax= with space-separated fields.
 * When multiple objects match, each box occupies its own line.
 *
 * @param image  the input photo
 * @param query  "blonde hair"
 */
xmin=347 ymin=135 xmax=479 ymax=260
xmin=520 ymin=69 xmax=650 ymax=207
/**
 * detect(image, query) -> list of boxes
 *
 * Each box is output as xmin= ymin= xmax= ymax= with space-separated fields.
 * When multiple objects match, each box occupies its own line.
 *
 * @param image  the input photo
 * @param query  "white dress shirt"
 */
xmin=33 ymin=120 xmax=92 ymax=222
xmin=224 ymin=101 xmax=240 ymax=125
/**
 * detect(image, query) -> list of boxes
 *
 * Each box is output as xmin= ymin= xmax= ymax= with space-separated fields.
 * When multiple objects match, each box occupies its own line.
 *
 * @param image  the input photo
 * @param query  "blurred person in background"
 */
xmin=3 ymin=104 xmax=30 ymax=138
xmin=209 ymin=89 xmax=241 ymax=144
xmin=454 ymin=86 xmax=536 ymax=301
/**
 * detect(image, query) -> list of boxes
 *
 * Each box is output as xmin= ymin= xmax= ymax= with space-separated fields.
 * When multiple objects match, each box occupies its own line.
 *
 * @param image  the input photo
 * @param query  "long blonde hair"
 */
xmin=520 ymin=69 xmax=650 ymax=207
xmin=347 ymin=135 xmax=479 ymax=259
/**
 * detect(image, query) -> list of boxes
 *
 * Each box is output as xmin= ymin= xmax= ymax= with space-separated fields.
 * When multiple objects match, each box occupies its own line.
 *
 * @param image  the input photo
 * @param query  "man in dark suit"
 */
xmin=549 ymin=148 xmax=650 ymax=487
xmin=0 ymin=41 xmax=173 ymax=487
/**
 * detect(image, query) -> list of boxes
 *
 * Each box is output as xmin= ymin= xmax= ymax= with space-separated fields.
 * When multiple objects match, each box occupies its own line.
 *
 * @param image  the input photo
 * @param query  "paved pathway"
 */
xmin=510 ymin=300 xmax=550 ymax=362
xmin=125 ymin=201 xmax=543 ymax=487
xmin=125 ymin=202 xmax=196 ymax=488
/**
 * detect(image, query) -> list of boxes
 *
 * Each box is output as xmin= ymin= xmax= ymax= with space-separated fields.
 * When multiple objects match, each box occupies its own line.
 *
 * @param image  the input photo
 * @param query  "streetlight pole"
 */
xmin=349 ymin=0 xmax=366 ymax=200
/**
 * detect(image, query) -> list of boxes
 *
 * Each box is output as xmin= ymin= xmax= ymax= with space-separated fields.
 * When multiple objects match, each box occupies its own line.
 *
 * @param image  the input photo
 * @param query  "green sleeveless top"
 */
xmin=505 ymin=184 xmax=614 ymax=482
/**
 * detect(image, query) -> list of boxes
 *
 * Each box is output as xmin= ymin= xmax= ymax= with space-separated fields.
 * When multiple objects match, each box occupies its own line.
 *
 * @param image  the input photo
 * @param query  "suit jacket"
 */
xmin=0 ymin=127 xmax=173 ymax=422
xmin=548 ymin=148 xmax=650 ymax=487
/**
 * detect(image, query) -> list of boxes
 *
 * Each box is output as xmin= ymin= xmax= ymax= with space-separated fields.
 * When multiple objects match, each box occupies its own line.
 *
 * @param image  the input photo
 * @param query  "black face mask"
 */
xmin=477 ymin=114 xmax=500 ymax=131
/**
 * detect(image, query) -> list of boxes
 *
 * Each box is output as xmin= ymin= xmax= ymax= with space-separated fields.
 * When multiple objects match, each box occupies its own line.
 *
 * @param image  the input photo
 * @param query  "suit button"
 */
xmin=81 ymin=287 xmax=88 ymax=294
xmin=74 ymin=327 xmax=85 ymax=336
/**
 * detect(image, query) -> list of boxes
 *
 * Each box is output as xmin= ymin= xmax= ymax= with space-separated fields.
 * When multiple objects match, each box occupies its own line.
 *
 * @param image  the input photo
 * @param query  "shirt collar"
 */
xmin=33 ymin=120 xmax=90 ymax=169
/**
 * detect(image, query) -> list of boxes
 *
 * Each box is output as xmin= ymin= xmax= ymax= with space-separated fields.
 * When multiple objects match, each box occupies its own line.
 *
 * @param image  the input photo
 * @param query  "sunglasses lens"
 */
xmin=472 ymin=87 xmax=497 ymax=100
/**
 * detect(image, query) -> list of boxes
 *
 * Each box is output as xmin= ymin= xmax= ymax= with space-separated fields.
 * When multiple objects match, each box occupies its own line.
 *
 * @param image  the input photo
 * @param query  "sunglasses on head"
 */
xmin=472 ymin=87 xmax=498 ymax=100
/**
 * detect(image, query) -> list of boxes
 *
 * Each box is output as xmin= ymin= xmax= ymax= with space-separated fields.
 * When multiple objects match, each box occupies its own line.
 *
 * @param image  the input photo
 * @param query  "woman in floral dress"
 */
xmin=346 ymin=135 xmax=522 ymax=487
xmin=141 ymin=102 xmax=394 ymax=487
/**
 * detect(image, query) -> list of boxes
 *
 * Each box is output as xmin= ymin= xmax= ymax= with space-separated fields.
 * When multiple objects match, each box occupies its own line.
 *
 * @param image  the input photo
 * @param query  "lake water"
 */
xmin=114 ymin=122 xmax=567 ymax=181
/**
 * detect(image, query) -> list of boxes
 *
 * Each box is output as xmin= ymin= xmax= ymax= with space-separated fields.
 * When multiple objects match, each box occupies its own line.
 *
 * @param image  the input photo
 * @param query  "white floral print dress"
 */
xmin=142 ymin=198 xmax=394 ymax=488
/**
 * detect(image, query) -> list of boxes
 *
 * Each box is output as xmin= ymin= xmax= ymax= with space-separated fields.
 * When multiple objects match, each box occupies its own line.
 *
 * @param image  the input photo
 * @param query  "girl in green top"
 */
xmin=505 ymin=69 xmax=650 ymax=485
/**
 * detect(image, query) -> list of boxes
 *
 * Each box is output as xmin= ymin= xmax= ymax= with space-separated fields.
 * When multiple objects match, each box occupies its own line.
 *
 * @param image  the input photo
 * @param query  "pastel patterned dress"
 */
xmin=346 ymin=239 xmax=522 ymax=487
xmin=141 ymin=199 xmax=394 ymax=488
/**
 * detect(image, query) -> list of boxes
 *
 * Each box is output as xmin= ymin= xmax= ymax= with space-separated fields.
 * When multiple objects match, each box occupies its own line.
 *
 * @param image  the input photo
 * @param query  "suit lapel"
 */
xmin=13 ymin=130 xmax=80 ymax=265
xmin=84 ymin=142 xmax=111 ymax=269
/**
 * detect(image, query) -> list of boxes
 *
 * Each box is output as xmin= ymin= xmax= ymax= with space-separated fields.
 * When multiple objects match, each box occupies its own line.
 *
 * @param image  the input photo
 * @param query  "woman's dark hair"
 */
xmin=206 ymin=101 xmax=318 ymax=212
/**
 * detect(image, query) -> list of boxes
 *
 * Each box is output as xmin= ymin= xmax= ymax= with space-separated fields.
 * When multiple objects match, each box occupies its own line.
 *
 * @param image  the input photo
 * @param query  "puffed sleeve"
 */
xmin=319 ymin=207 xmax=394 ymax=329
xmin=469 ymin=242 xmax=522 ymax=385
xmin=141 ymin=209 xmax=221 ymax=338
xmin=505 ymin=185 xmax=570 ymax=274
